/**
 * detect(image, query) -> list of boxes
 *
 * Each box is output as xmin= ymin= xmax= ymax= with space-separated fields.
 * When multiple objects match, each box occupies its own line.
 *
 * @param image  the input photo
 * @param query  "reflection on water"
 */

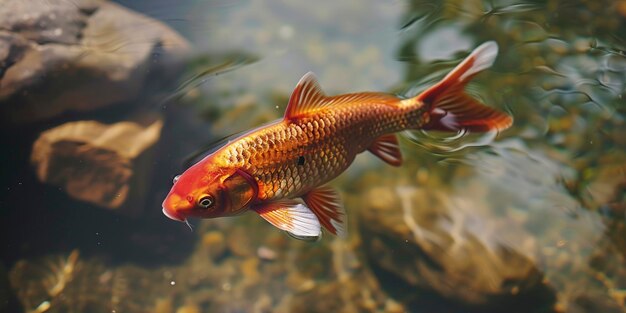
xmin=2 ymin=0 xmax=626 ymax=312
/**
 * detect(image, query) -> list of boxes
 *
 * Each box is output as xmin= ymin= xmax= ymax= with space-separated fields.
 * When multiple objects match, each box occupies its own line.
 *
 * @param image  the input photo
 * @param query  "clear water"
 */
xmin=2 ymin=0 xmax=625 ymax=312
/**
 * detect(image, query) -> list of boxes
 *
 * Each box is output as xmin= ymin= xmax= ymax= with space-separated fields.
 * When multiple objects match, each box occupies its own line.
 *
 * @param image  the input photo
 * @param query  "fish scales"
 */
xmin=216 ymin=95 xmax=425 ymax=200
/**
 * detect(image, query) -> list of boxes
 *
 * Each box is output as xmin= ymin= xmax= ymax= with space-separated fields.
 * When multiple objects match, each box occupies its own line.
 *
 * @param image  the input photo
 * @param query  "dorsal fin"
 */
xmin=284 ymin=72 xmax=328 ymax=120
xmin=325 ymin=92 xmax=400 ymax=107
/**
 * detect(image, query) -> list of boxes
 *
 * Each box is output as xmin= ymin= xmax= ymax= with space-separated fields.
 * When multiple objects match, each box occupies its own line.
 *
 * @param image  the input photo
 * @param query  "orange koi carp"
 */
xmin=162 ymin=41 xmax=512 ymax=240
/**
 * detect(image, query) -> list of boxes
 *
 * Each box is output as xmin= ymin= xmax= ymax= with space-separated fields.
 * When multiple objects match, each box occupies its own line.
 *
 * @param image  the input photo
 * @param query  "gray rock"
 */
xmin=356 ymin=140 xmax=622 ymax=311
xmin=358 ymin=185 xmax=547 ymax=310
xmin=0 ymin=31 xmax=28 ymax=78
xmin=0 ymin=0 xmax=97 ymax=45
xmin=0 ymin=0 xmax=190 ymax=125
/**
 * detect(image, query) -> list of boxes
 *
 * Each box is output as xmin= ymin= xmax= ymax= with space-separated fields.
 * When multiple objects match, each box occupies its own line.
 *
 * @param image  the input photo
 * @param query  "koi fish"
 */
xmin=162 ymin=41 xmax=512 ymax=240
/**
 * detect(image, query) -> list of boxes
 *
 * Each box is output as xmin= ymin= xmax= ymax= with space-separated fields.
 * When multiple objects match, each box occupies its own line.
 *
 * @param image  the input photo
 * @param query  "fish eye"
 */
xmin=198 ymin=195 xmax=215 ymax=209
xmin=173 ymin=175 xmax=181 ymax=184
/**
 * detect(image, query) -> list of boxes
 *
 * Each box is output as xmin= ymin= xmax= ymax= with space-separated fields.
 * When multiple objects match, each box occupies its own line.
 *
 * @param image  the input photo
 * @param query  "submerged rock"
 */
xmin=0 ymin=0 xmax=190 ymax=125
xmin=359 ymin=184 xmax=548 ymax=311
xmin=580 ymin=153 xmax=626 ymax=213
xmin=357 ymin=140 xmax=620 ymax=312
xmin=30 ymin=118 xmax=162 ymax=212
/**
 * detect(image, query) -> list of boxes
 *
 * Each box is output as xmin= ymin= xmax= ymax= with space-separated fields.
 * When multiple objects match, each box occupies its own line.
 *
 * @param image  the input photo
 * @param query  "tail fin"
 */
xmin=416 ymin=41 xmax=512 ymax=132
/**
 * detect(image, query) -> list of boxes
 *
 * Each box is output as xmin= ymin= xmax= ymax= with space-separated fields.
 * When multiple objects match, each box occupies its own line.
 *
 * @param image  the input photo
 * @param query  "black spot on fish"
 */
xmin=297 ymin=156 xmax=305 ymax=166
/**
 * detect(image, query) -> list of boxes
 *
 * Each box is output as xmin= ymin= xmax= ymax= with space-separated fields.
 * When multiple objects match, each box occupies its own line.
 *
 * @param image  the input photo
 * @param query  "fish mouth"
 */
xmin=162 ymin=207 xmax=185 ymax=222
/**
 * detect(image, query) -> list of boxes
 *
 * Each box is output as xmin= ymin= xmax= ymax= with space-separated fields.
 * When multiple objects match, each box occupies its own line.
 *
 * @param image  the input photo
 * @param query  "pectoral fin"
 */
xmin=368 ymin=134 xmax=403 ymax=166
xmin=253 ymin=200 xmax=321 ymax=239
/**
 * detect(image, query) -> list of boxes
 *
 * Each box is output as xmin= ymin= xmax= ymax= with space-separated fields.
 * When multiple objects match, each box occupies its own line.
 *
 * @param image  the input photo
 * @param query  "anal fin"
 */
xmin=302 ymin=186 xmax=347 ymax=238
xmin=368 ymin=134 xmax=402 ymax=166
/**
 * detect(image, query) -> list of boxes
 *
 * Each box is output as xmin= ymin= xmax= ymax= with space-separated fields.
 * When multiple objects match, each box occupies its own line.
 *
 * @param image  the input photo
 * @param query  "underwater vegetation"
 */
xmin=1 ymin=0 xmax=626 ymax=312
xmin=9 ymin=250 xmax=79 ymax=313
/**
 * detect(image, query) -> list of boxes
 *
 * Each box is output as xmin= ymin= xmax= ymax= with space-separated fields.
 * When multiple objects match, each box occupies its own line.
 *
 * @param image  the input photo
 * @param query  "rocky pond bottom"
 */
xmin=2 ymin=0 xmax=626 ymax=312
xmin=7 ymin=140 xmax=626 ymax=313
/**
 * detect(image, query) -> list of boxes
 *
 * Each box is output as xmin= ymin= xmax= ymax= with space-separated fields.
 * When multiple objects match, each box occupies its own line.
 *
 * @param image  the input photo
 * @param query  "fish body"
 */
xmin=217 ymin=91 xmax=420 ymax=201
xmin=162 ymin=41 xmax=512 ymax=239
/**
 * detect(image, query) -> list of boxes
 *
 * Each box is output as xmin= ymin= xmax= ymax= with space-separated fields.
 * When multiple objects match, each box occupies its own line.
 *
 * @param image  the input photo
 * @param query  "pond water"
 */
xmin=2 ymin=0 xmax=625 ymax=313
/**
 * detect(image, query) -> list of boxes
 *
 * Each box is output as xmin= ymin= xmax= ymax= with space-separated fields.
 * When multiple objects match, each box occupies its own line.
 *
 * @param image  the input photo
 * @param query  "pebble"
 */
xmin=154 ymin=298 xmax=173 ymax=313
xmin=256 ymin=246 xmax=277 ymax=261
xmin=241 ymin=258 xmax=261 ymax=284
xmin=176 ymin=305 xmax=200 ymax=313
xmin=202 ymin=231 xmax=226 ymax=260
xmin=384 ymin=299 xmax=405 ymax=313
xmin=227 ymin=227 xmax=254 ymax=257
xmin=297 ymin=279 xmax=316 ymax=293
xmin=253 ymin=294 xmax=273 ymax=313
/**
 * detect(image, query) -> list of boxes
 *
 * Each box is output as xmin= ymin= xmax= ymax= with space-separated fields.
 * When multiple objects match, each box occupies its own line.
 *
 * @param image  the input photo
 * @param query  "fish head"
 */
xmin=162 ymin=163 xmax=257 ymax=222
